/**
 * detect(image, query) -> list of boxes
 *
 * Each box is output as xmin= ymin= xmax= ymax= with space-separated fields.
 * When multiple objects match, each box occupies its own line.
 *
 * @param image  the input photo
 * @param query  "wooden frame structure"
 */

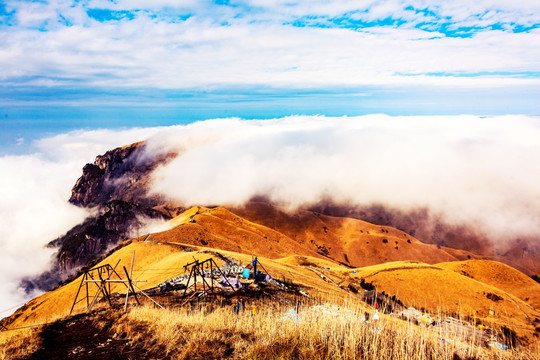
xmin=70 ymin=252 xmax=163 ymax=315
xmin=181 ymin=258 xmax=237 ymax=297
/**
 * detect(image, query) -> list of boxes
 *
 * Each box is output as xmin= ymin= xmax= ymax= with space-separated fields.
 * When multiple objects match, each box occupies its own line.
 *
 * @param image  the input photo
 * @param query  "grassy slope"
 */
xmin=4 ymin=205 xmax=540 ymax=343
xmin=342 ymin=261 xmax=540 ymax=340
xmin=5 ymin=239 xmax=344 ymax=329
xmin=171 ymin=202 xmax=479 ymax=267
xmin=438 ymin=260 xmax=540 ymax=309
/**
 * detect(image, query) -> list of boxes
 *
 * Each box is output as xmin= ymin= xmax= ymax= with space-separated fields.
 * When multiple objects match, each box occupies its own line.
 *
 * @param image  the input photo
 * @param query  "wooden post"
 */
xmin=85 ymin=273 xmax=89 ymax=308
xmin=98 ymin=271 xmax=113 ymax=308
xmin=69 ymin=273 xmax=87 ymax=316
xmin=87 ymin=259 xmax=121 ymax=312
xmin=123 ymin=266 xmax=140 ymax=305
xmin=210 ymin=260 xmax=213 ymax=291
xmin=182 ymin=266 xmax=194 ymax=297
xmin=124 ymin=250 xmax=137 ymax=312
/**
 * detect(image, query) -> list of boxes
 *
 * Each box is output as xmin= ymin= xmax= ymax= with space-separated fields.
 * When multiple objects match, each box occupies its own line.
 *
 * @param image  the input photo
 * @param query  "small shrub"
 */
xmin=486 ymin=293 xmax=503 ymax=302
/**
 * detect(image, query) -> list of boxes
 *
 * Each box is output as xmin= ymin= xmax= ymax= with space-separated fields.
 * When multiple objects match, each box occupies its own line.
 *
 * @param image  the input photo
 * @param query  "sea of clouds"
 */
xmin=145 ymin=115 xmax=540 ymax=241
xmin=1 ymin=114 xmax=540 ymax=315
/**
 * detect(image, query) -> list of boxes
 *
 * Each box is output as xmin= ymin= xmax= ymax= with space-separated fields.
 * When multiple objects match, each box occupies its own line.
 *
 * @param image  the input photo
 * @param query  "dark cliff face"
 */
xmin=21 ymin=142 xmax=181 ymax=294
xmin=53 ymin=200 xmax=166 ymax=272
xmin=69 ymin=142 xmax=164 ymax=207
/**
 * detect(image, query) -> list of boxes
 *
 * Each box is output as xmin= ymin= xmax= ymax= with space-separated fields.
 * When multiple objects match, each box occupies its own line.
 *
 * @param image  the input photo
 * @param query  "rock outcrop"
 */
xmin=22 ymin=142 xmax=180 ymax=293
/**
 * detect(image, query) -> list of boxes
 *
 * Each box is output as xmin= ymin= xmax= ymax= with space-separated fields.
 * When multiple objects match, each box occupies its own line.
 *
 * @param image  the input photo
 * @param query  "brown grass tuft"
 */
xmin=0 ymin=327 xmax=43 ymax=360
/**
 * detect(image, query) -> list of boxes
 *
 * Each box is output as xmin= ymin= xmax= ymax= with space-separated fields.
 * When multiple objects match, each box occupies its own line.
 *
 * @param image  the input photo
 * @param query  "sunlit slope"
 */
xmin=8 ymin=203 xmax=538 ymax=341
xmin=5 ymin=240 xmax=344 ymax=329
xmin=438 ymin=260 xmax=540 ymax=309
xmin=229 ymin=202 xmax=477 ymax=266
xmin=154 ymin=205 xmax=324 ymax=260
xmin=7 ymin=241 xmax=209 ymax=328
xmin=345 ymin=261 xmax=540 ymax=339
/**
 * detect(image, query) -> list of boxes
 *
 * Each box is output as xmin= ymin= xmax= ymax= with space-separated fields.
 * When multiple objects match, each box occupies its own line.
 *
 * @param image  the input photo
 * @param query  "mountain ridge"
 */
xmin=21 ymin=141 xmax=540 ymax=296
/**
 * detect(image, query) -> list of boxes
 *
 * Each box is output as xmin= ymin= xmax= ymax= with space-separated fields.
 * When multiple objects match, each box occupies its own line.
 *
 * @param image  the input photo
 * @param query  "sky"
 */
xmin=1 ymin=1 xmax=540 ymax=313
xmin=1 ymin=0 xmax=540 ymax=153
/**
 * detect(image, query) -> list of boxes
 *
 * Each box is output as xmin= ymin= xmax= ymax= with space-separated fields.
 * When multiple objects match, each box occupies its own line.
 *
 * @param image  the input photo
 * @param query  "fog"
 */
xmin=146 ymin=115 xmax=540 ymax=243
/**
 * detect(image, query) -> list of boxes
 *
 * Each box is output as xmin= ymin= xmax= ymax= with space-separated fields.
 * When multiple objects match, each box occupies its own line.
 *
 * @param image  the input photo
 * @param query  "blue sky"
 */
xmin=1 ymin=0 xmax=540 ymax=153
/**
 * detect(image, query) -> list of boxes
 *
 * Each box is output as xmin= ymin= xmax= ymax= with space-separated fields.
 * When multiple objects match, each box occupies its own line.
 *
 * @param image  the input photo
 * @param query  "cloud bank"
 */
xmin=147 ymin=115 xmax=540 ymax=243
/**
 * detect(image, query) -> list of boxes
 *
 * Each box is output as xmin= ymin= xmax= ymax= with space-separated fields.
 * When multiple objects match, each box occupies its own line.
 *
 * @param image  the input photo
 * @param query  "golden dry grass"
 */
xmin=438 ymin=260 xmax=540 ymax=309
xmin=4 ymin=204 xmax=539 ymax=355
xmin=3 ymin=240 xmax=539 ymax=359
xmin=6 ymin=240 xmax=539 ymax=344
xmin=113 ymin=302 xmax=540 ymax=360
xmin=5 ymin=240 xmax=346 ymax=330
xmin=344 ymin=261 xmax=540 ymax=342
xmin=6 ymin=241 xmax=220 ymax=328
xmin=0 ymin=327 xmax=42 ymax=360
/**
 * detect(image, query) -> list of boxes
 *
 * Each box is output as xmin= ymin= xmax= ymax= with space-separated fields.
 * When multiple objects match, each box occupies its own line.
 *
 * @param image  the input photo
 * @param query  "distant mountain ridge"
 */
xmin=21 ymin=141 xmax=540 ymax=294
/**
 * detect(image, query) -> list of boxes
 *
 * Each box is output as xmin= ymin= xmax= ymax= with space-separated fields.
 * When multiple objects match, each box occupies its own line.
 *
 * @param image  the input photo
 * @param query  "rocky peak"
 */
xmin=22 ymin=141 xmax=182 ymax=294
xmin=70 ymin=142 xmax=149 ymax=207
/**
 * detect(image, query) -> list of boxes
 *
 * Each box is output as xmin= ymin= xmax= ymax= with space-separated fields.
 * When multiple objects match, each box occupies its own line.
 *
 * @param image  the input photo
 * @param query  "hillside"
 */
xmin=342 ymin=261 xmax=540 ymax=340
xmin=438 ymin=260 xmax=540 ymax=309
xmin=4 ymin=205 xmax=540 ymax=345
xmin=160 ymin=203 xmax=479 ymax=268
xmin=4 ymin=240 xmax=342 ymax=331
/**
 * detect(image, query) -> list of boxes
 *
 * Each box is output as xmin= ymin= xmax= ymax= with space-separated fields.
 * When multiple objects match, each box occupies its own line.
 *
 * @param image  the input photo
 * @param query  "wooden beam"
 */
xmin=83 ymin=279 xmax=146 ymax=283
xmin=123 ymin=266 xmax=140 ymax=307
xmin=87 ymin=259 xmax=121 ymax=312
xmin=69 ymin=272 xmax=87 ymax=316
xmin=132 ymin=283 xmax=165 ymax=310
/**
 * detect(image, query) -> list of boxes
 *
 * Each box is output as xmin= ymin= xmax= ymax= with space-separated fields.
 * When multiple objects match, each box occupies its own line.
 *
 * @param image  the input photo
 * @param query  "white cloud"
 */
xmin=147 ymin=115 xmax=540 ymax=242
xmin=0 ymin=1 xmax=539 ymax=91
xmin=0 ymin=154 xmax=88 ymax=313
xmin=1 ymin=114 xmax=540 ymax=313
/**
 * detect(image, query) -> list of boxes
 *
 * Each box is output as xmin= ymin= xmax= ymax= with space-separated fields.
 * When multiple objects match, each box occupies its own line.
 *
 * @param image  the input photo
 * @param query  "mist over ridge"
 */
xmin=144 ymin=114 xmax=540 ymax=246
